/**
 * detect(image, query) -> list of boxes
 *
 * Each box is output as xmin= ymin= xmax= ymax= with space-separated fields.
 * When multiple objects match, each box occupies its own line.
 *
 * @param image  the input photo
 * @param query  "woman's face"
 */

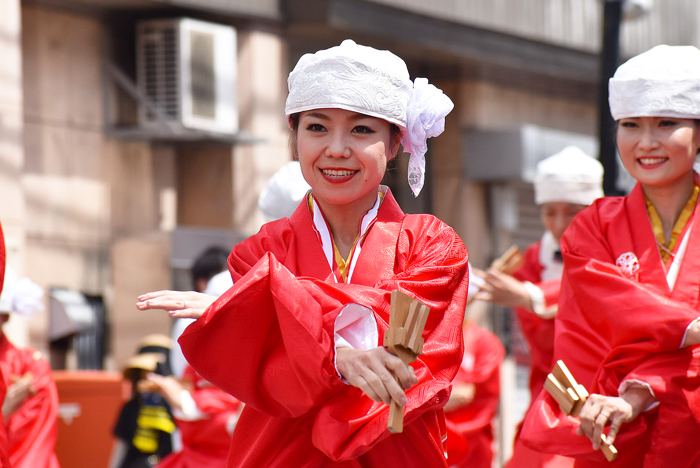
xmin=540 ymin=202 xmax=588 ymax=244
xmin=616 ymin=117 xmax=700 ymax=189
xmin=296 ymin=108 xmax=399 ymax=209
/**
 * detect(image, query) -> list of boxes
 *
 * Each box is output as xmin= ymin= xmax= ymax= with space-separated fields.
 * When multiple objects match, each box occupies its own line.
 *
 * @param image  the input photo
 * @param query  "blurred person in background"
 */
xmin=111 ymin=335 xmax=176 ymax=468
xmin=137 ymin=39 xmax=466 ymax=467
xmin=522 ymin=44 xmax=700 ymax=467
xmin=474 ymin=147 xmax=604 ymax=468
xmin=0 ymin=225 xmax=59 ymax=468
xmin=444 ymin=265 xmax=505 ymax=468
xmin=170 ymin=247 xmax=231 ymax=380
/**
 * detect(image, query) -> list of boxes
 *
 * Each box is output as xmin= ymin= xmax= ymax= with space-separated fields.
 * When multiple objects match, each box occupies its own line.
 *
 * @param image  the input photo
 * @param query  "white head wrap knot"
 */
xmin=534 ymin=146 xmax=604 ymax=206
xmin=285 ymin=40 xmax=454 ymax=196
xmin=0 ymin=266 xmax=44 ymax=317
xmin=609 ymin=45 xmax=700 ymax=120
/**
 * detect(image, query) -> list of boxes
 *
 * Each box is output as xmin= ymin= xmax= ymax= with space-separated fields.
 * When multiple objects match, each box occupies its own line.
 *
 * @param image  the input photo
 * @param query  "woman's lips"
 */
xmin=319 ymin=168 xmax=359 ymax=182
xmin=637 ymin=156 xmax=668 ymax=168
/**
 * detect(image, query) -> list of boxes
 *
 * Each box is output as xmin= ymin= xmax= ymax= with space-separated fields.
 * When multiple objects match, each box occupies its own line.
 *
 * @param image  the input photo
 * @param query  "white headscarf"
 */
xmin=609 ymin=45 xmax=700 ymax=120
xmin=285 ymin=40 xmax=454 ymax=196
xmin=534 ymin=146 xmax=604 ymax=206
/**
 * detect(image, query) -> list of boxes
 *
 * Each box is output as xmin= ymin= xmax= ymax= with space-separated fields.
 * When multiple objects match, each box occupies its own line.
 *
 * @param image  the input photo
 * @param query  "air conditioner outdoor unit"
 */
xmin=136 ymin=18 xmax=237 ymax=134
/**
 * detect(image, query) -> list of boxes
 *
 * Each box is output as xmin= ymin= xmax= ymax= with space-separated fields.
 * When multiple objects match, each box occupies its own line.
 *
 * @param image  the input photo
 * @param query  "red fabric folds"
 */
xmin=179 ymin=191 xmax=469 ymax=467
xmin=0 ymin=334 xmax=60 ymax=468
xmin=157 ymin=366 xmax=241 ymax=468
xmin=521 ymin=182 xmax=700 ymax=467
xmin=445 ymin=322 xmax=504 ymax=468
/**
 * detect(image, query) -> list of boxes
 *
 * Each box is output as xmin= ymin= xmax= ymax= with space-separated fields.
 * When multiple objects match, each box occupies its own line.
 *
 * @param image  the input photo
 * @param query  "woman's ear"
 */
xmin=388 ymin=131 xmax=403 ymax=160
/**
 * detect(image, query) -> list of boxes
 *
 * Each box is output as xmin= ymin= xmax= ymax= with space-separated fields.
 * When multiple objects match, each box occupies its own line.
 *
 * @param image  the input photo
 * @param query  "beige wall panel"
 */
xmin=22 ymin=6 xmax=103 ymax=126
xmin=22 ymin=174 xmax=109 ymax=245
xmin=233 ymin=30 xmax=289 ymax=234
xmin=111 ymin=235 xmax=171 ymax=370
xmin=23 ymin=121 xmax=103 ymax=178
xmin=177 ymin=144 xmax=233 ymax=228
xmin=0 ymin=0 xmax=22 ymax=108
xmin=459 ymin=80 xmax=596 ymax=135
xmin=0 ymin=103 xmax=25 ymax=225
xmin=105 ymin=139 xmax=159 ymax=237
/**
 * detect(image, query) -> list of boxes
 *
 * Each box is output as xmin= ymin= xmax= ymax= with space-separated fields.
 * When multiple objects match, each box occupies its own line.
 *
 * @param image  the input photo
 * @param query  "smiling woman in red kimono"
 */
xmin=0 ymin=223 xmax=11 ymax=468
xmin=521 ymin=45 xmax=700 ymax=468
xmin=138 ymin=40 xmax=467 ymax=467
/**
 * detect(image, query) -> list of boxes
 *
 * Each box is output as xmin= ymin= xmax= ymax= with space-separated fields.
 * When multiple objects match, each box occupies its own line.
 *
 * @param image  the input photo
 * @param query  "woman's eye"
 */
xmin=306 ymin=123 xmax=326 ymax=132
xmin=353 ymin=125 xmax=375 ymax=134
xmin=620 ymin=121 xmax=637 ymax=128
xmin=659 ymin=120 xmax=678 ymax=127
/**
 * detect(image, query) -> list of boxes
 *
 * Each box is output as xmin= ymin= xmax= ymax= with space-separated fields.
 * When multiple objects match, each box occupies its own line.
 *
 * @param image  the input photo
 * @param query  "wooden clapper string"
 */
xmin=383 ymin=290 xmax=431 ymax=433
xmin=544 ymin=360 xmax=619 ymax=462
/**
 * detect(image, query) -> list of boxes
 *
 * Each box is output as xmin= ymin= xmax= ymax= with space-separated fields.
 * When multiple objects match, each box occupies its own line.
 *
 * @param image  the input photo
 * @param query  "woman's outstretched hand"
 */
xmin=136 ymin=290 xmax=218 ymax=319
xmin=336 ymin=347 xmax=418 ymax=407
xmin=575 ymin=387 xmax=655 ymax=449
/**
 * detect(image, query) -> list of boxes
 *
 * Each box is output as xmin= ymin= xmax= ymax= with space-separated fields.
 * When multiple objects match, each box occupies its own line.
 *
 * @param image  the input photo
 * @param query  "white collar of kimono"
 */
xmin=538 ymin=231 xmax=563 ymax=282
xmin=311 ymin=186 xmax=387 ymax=284
xmin=666 ymin=220 xmax=693 ymax=290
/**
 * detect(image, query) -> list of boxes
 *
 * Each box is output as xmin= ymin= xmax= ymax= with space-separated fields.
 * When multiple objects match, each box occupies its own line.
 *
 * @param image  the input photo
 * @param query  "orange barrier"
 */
xmin=53 ymin=371 xmax=128 ymax=468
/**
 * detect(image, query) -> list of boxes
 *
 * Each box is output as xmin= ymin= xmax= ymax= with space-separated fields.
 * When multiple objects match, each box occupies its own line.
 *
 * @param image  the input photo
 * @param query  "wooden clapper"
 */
xmin=383 ymin=290 xmax=431 ymax=433
xmin=467 ymin=245 xmax=525 ymax=305
xmin=544 ymin=360 xmax=619 ymax=462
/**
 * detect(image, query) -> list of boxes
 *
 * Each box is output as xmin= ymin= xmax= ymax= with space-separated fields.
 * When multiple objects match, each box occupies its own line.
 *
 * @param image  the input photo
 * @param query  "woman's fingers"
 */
xmin=136 ymin=291 xmax=217 ymax=319
xmin=336 ymin=347 xmax=415 ymax=406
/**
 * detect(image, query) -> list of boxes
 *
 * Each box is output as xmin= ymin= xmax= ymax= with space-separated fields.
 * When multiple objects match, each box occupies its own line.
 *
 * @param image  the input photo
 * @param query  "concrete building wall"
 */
xmin=13 ymin=4 xmax=291 ymax=368
xmin=432 ymin=79 xmax=597 ymax=269
xmin=0 ymin=0 xmax=28 ymax=348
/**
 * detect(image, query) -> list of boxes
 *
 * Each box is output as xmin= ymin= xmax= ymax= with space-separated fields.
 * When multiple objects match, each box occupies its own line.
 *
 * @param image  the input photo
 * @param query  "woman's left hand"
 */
xmin=136 ymin=290 xmax=217 ymax=319
xmin=474 ymin=268 xmax=532 ymax=310
xmin=575 ymin=387 xmax=655 ymax=449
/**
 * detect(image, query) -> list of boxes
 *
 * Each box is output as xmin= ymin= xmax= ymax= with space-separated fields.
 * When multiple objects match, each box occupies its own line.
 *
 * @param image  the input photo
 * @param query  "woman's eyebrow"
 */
xmin=304 ymin=111 xmax=329 ymax=120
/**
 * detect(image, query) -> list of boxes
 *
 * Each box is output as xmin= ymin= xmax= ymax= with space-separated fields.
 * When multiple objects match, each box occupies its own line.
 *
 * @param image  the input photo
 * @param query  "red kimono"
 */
xmin=180 ymin=190 xmax=469 ymax=467
xmin=444 ymin=322 xmax=504 ymax=468
xmin=521 ymin=182 xmax=700 ymax=467
xmin=512 ymin=240 xmax=560 ymax=401
xmin=157 ymin=366 xmax=241 ymax=468
xmin=0 ymin=333 xmax=60 ymax=468
xmin=0 ymin=224 xmax=10 ymax=468
xmin=507 ymin=237 xmax=574 ymax=468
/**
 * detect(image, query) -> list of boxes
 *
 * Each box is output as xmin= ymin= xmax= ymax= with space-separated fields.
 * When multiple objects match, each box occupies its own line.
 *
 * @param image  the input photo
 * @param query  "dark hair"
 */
xmin=191 ymin=246 xmax=230 ymax=284
xmin=288 ymin=112 xmax=403 ymax=160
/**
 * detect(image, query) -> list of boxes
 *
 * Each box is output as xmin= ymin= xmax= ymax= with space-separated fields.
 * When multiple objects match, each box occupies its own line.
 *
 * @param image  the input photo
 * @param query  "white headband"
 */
xmin=285 ymin=40 xmax=453 ymax=196
xmin=534 ymin=146 xmax=604 ymax=206
xmin=609 ymin=45 xmax=700 ymax=120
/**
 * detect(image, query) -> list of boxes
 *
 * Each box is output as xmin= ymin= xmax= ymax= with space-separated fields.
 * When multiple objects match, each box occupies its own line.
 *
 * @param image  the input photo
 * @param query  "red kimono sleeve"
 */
xmin=5 ymin=348 xmax=60 ymax=468
xmin=180 ymin=215 xmax=469 ymax=461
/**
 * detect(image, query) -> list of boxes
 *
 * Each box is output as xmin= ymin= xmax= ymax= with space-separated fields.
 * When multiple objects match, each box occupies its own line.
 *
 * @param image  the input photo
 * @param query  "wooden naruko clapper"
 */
xmin=383 ymin=290 xmax=430 ymax=433
xmin=544 ymin=360 xmax=619 ymax=462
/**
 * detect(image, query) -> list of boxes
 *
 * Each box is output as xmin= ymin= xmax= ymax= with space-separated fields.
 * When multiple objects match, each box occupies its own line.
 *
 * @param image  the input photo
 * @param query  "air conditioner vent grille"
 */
xmin=143 ymin=26 xmax=179 ymax=120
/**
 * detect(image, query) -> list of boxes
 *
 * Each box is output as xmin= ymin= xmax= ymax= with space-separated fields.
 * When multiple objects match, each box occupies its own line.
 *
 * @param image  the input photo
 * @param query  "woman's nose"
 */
xmin=638 ymin=127 xmax=660 ymax=150
xmin=326 ymin=133 xmax=350 ymax=158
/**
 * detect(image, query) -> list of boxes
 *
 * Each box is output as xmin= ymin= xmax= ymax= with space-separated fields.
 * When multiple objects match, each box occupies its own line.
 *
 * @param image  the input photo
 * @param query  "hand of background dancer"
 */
xmin=136 ymin=290 xmax=217 ymax=319
xmin=443 ymin=382 xmax=476 ymax=412
xmin=145 ymin=373 xmax=186 ymax=412
xmin=473 ymin=268 xmax=532 ymax=310
xmin=335 ymin=346 xmax=417 ymax=406
xmin=2 ymin=372 xmax=36 ymax=418
xmin=575 ymin=388 xmax=655 ymax=449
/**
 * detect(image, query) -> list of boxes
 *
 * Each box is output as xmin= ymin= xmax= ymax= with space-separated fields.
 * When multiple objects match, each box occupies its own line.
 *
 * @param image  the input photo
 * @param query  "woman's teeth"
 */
xmin=322 ymin=169 xmax=356 ymax=177
xmin=638 ymin=157 xmax=667 ymax=165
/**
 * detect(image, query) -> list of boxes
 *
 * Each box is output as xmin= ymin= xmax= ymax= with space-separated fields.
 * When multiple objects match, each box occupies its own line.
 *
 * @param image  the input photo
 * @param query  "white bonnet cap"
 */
xmin=258 ymin=161 xmax=311 ymax=222
xmin=534 ymin=146 xmax=604 ymax=206
xmin=285 ymin=39 xmax=454 ymax=196
xmin=609 ymin=45 xmax=700 ymax=120
xmin=0 ymin=266 xmax=44 ymax=317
